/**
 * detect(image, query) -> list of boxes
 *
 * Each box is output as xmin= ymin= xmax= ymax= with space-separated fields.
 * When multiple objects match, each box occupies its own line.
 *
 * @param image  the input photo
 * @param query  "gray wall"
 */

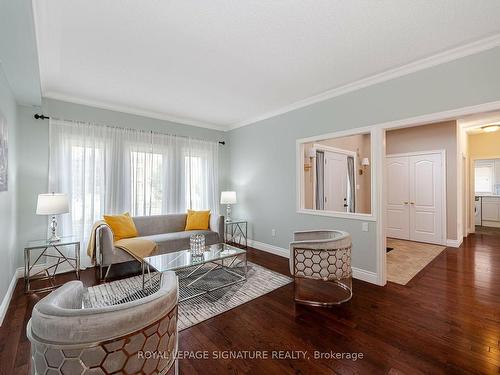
xmin=15 ymin=99 xmax=229 ymax=269
xmin=0 ymin=66 xmax=18 ymax=312
xmin=228 ymin=46 xmax=500 ymax=273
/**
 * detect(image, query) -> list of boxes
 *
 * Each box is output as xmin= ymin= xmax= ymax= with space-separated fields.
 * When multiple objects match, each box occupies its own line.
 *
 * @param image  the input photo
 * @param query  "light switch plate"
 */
xmin=362 ymin=222 xmax=369 ymax=232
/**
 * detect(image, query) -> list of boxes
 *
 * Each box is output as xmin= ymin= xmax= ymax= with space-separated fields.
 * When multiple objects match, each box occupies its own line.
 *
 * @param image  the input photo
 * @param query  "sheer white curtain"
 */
xmin=48 ymin=119 xmax=219 ymax=267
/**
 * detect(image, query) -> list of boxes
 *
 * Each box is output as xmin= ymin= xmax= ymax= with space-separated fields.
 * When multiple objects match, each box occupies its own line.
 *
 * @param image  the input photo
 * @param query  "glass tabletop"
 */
xmin=225 ymin=219 xmax=247 ymax=224
xmin=26 ymin=235 xmax=80 ymax=249
xmin=144 ymin=243 xmax=246 ymax=272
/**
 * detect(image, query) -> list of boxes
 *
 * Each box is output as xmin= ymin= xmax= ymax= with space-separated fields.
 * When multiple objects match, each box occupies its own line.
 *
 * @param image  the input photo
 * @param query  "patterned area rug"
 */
xmin=84 ymin=262 xmax=292 ymax=331
xmin=387 ymin=238 xmax=446 ymax=285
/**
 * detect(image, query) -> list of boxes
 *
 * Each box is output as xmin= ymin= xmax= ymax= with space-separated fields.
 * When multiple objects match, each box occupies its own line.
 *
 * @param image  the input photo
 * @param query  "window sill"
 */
xmin=297 ymin=209 xmax=376 ymax=222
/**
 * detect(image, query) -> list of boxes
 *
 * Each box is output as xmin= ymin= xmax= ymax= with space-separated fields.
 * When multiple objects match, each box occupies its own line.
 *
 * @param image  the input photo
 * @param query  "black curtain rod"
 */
xmin=34 ymin=113 xmax=226 ymax=145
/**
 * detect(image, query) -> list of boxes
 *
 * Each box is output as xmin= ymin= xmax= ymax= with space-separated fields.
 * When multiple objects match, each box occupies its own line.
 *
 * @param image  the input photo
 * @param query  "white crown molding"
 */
xmin=43 ymin=91 xmax=229 ymax=132
xmin=37 ymin=33 xmax=500 ymax=132
xmin=228 ymin=33 xmax=500 ymax=130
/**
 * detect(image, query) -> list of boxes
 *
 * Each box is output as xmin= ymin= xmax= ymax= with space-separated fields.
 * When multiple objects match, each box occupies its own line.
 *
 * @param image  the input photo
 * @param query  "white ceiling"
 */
xmin=461 ymin=110 xmax=500 ymax=134
xmin=33 ymin=0 xmax=500 ymax=130
xmin=0 ymin=0 xmax=41 ymax=106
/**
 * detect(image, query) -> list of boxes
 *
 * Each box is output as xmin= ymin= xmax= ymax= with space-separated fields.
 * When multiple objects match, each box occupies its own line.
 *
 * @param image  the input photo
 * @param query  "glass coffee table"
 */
xmin=142 ymin=243 xmax=247 ymax=301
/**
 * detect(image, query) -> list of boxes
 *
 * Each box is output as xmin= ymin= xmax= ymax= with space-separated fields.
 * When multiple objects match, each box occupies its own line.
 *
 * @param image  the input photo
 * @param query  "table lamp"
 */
xmin=36 ymin=193 xmax=69 ymax=242
xmin=220 ymin=191 xmax=237 ymax=222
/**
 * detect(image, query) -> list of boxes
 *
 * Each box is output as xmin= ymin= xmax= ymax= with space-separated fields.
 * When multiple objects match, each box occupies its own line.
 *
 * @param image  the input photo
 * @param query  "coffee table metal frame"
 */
xmin=142 ymin=243 xmax=247 ymax=302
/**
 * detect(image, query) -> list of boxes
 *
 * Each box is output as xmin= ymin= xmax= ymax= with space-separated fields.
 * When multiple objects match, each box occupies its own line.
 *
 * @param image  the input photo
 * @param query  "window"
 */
xmin=475 ymin=162 xmax=494 ymax=194
xmin=71 ymin=145 xmax=103 ymax=239
xmin=185 ymin=154 xmax=211 ymax=210
xmin=131 ymin=151 xmax=163 ymax=216
xmin=49 ymin=119 xmax=219 ymax=267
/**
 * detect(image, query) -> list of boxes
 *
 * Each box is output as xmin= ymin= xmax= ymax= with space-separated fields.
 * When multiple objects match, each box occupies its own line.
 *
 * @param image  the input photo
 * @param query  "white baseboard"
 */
xmin=0 ymin=271 xmax=19 ymax=327
xmin=446 ymin=238 xmax=463 ymax=248
xmin=247 ymin=239 xmax=289 ymax=258
xmin=16 ymin=263 xmax=51 ymax=278
xmin=481 ymin=221 xmax=500 ymax=228
xmin=0 ymin=263 xmax=75 ymax=327
xmin=247 ymin=239 xmax=379 ymax=285
xmin=351 ymin=268 xmax=379 ymax=284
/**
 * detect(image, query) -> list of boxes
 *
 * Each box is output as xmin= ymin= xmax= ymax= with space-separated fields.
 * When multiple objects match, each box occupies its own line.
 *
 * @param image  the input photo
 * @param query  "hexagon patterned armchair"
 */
xmin=289 ymin=230 xmax=352 ymax=306
xmin=27 ymin=272 xmax=178 ymax=375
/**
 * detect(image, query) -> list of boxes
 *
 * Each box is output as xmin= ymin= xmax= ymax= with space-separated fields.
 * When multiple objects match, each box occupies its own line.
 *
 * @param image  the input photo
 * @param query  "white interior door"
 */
xmin=386 ymin=152 xmax=444 ymax=245
xmin=409 ymin=153 xmax=443 ymax=244
xmin=386 ymin=156 xmax=410 ymax=239
xmin=324 ymin=151 xmax=347 ymax=211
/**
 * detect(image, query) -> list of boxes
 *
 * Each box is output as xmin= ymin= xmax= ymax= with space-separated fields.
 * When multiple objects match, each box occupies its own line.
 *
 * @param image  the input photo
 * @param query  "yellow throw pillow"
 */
xmin=103 ymin=212 xmax=138 ymax=242
xmin=185 ymin=210 xmax=211 ymax=230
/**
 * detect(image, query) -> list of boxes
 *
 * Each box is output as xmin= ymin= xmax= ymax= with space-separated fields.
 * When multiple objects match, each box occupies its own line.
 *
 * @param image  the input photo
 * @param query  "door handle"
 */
xmin=410 ymin=202 xmax=415 ymax=205
xmin=403 ymin=201 xmax=409 ymax=205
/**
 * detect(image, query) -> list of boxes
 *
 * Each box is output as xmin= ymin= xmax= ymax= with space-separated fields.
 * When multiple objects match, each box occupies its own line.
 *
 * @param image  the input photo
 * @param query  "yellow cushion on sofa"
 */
xmin=185 ymin=210 xmax=211 ymax=230
xmin=103 ymin=212 xmax=138 ymax=241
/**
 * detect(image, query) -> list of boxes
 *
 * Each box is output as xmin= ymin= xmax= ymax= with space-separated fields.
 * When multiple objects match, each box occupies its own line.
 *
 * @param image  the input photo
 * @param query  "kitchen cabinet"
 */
xmin=482 ymin=197 xmax=500 ymax=222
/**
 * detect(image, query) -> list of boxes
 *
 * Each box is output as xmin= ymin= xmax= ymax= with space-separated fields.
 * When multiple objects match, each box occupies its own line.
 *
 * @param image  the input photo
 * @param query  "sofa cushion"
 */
xmin=185 ymin=210 xmax=210 ymax=230
xmin=133 ymin=214 xmax=187 ymax=236
xmin=103 ymin=212 xmax=138 ymax=241
xmin=141 ymin=230 xmax=220 ymax=254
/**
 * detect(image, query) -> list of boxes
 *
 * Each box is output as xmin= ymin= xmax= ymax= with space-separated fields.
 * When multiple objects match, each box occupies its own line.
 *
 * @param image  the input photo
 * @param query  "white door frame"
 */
xmin=312 ymin=143 xmax=357 ymax=211
xmin=296 ymin=130 xmax=375 ymax=221
xmin=376 ymin=100 xmax=500 ymax=286
xmin=295 ymin=99 xmax=500 ymax=286
xmin=386 ymin=150 xmax=447 ymax=246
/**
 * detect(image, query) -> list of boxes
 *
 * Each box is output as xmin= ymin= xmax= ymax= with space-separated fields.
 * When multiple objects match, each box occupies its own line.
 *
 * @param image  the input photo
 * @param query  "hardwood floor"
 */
xmin=1 ymin=233 xmax=499 ymax=374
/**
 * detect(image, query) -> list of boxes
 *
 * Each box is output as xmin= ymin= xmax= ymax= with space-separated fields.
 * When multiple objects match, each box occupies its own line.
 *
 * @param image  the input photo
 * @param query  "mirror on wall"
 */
xmin=299 ymin=132 xmax=372 ymax=215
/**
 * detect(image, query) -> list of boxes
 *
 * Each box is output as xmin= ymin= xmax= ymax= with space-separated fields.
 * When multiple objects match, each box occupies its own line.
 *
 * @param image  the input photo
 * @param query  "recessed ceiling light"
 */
xmin=482 ymin=124 xmax=500 ymax=133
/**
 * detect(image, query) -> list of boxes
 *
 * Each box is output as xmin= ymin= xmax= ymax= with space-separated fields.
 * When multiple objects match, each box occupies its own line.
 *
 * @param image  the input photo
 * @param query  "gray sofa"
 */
xmin=27 ymin=271 xmax=179 ymax=375
xmin=97 ymin=213 xmax=224 ymax=275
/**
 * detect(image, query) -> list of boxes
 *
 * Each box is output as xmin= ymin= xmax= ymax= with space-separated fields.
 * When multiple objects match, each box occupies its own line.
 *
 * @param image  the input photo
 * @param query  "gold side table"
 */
xmin=24 ymin=235 xmax=80 ymax=293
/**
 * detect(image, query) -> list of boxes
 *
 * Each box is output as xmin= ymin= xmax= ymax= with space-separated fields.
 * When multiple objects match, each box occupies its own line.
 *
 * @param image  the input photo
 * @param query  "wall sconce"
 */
xmin=304 ymin=148 xmax=316 ymax=171
xmin=359 ymin=157 xmax=370 ymax=175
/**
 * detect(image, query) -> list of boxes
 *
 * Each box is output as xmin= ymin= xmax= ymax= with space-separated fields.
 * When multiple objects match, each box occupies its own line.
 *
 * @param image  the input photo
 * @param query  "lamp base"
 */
xmin=48 ymin=216 xmax=61 ymax=242
xmin=48 ymin=234 xmax=61 ymax=243
xmin=225 ymin=204 xmax=232 ymax=222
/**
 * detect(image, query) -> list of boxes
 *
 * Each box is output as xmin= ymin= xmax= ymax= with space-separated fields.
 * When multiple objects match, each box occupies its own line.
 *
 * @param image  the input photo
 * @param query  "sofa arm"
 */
xmin=210 ymin=215 xmax=225 ymax=243
xmin=96 ymin=225 xmax=114 ymax=265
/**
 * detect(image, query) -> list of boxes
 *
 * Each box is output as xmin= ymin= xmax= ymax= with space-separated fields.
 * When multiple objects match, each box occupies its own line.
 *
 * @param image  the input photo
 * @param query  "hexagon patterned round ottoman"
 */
xmin=289 ymin=230 xmax=352 ymax=306
xmin=27 ymin=272 xmax=178 ymax=375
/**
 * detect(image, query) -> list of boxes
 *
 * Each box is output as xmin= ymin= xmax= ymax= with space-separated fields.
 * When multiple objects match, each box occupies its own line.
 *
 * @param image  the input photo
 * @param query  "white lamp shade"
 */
xmin=220 ymin=191 xmax=237 ymax=204
xmin=362 ymin=157 xmax=370 ymax=166
xmin=36 ymin=193 xmax=69 ymax=215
